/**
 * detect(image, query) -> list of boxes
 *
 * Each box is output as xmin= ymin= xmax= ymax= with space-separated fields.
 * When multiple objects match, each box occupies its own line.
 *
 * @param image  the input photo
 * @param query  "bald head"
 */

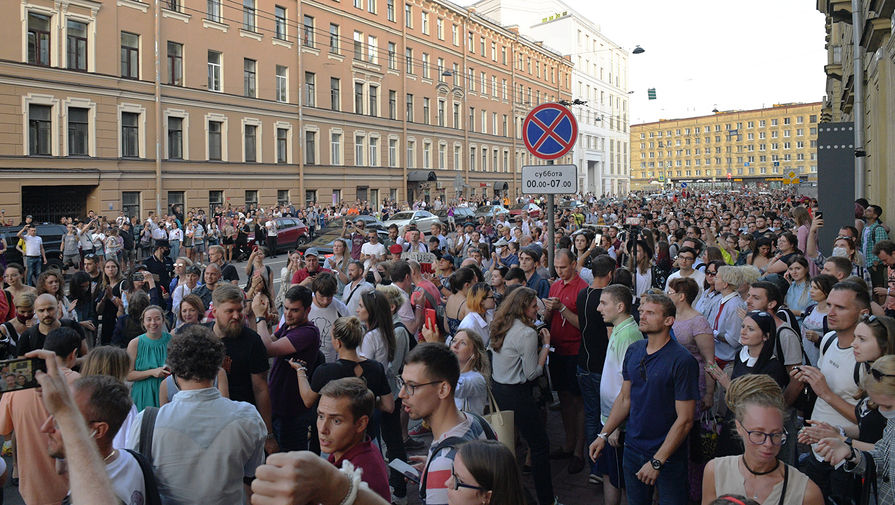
xmin=35 ymin=293 xmax=59 ymax=326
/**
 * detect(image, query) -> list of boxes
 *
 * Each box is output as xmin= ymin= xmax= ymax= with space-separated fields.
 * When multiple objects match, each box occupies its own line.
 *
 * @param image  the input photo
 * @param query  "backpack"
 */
xmin=418 ymin=412 xmax=497 ymax=504
xmin=795 ymin=332 xmax=863 ymax=416
xmin=132 ymin=406 xmax=163 ymax=505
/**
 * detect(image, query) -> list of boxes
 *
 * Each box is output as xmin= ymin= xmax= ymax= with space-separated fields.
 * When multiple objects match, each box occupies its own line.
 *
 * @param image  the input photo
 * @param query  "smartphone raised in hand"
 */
xmin=0 ymin=357 xmax=47 ymax=392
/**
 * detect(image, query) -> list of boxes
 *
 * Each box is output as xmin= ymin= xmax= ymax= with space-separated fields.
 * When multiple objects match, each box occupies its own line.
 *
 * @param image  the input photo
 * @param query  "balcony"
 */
xmin=860 ymin=15 xmax=891 ymax=51
xmin=819 ymin=0 xmax=854 ymax=23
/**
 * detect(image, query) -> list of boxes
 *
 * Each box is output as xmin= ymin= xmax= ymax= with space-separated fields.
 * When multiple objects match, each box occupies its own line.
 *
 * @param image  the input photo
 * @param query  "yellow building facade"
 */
xmin=630 ymin=103 xmax=821 ymax=190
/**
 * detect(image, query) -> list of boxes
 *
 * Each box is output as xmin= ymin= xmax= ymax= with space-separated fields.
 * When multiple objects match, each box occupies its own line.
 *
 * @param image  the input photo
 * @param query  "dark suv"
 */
xmin=1 ymin=223 xmax=66 ymax=270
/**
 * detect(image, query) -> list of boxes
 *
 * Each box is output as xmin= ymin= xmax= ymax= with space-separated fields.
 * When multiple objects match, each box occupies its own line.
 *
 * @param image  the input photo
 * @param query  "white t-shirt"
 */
xmin=361 ymin=242 xmax=386 ymax=269
xmin=457 ymin=312 xmax=490 ymax=347
xmin=22 ymin=235 xmax=42 ymax=256
xmin=265 ymin=220 xmax=278 ymax=237
xmin=665 ymin=269 xmax=705 ymax=303
xmin=107 ymin=449 xmax=147 ymax=505
xmin=812 ymin=332 xmax=860 ymax=455
xmin=308 ymin=299 xmax=349 ymax=362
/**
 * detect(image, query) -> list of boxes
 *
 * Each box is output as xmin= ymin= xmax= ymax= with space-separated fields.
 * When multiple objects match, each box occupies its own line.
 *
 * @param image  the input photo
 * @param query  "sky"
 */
xmin=460 ymin=0 xmax=829 ymax=124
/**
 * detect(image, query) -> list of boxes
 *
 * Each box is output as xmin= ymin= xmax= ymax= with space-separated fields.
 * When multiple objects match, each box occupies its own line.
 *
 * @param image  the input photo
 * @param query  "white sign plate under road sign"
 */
xmin=521 ymin=164 xmax=578 ymax=194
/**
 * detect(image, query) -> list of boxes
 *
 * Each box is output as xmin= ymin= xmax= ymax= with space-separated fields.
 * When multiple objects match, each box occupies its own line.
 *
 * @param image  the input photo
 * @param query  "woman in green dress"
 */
xmin=126 ymin=304 xmax=172 ymax=411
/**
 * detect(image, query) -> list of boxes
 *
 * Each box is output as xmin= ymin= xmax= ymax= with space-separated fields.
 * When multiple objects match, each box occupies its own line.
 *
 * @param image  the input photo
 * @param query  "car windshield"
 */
xmin=391 ymin=212 xmax=415 ymax=220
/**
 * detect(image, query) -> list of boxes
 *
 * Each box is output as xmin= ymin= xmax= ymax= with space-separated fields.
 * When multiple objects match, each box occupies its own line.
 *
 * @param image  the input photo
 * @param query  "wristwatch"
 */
xmin=844 ymin=437 xmax=853 ymax=447
xmin=650 ymin=458 xmax=664 ymax=470
xmin=597 ymin=432 xmax=609 ymax=442
xmin=255 ymin=316 xmax=266 ymax=324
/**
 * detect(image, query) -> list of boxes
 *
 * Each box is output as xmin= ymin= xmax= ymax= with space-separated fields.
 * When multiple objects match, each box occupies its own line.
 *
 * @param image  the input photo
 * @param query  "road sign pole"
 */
xmin=546 ymin=160 xmax=555 ymax=277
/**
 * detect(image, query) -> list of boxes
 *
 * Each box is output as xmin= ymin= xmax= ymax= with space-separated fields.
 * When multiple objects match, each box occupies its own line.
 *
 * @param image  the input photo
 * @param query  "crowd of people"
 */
xmin=1 ymin=188 xmax=895 ymax=505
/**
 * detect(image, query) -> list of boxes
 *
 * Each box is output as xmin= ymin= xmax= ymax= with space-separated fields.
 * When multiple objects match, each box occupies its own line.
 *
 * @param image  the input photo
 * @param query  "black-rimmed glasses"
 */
xmin=450 ymin=466 xmax=487 ymax=491
xmin=395 ymin=377 xmax=441 ymax=396
xmin=738 ymin=422 xmax=788 ymax=446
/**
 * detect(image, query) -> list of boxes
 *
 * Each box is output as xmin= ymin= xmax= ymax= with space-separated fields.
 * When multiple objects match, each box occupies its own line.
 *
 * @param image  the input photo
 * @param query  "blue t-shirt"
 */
xmin=526 ymin=272 xmax=550 ymax=299
xmin=621 ymin=337 xmax=698 ymax=456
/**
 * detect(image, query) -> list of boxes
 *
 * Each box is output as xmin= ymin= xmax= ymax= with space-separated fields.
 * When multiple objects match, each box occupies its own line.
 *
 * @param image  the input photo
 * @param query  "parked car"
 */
xmin=299 ymin=220 xmax=389 ymax=258
xmin=247 ymin=217 xmax=310 ymax=253
xmin=346 ymin=214 xmax=385 ymax=231
xmin=474 ymin=205 xmax=511 ymax=221
xmin=1 ymin=223 xmax=66 ymax=271
xmin=381 ymin=210 xmax=441 ymax=235
xmin=433 ymin=206 xmax=477 ymax=227
xmin=509 ymin=203 xmax=542 ymax=219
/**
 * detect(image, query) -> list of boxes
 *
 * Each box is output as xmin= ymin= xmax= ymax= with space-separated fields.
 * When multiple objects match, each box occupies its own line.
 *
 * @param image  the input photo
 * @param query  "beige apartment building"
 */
xmin=0 ymin=0 xmax=572 ymax=222
xmin=816 ymin=0 xmax=895 ymax=224
xmin=630 ymin=102 xmax=822 ymax=191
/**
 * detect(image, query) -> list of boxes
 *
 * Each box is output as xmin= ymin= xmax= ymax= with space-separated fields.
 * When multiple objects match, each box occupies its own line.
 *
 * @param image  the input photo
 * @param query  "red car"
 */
xmin=509 ymin=203 xmax=542 ymax=219
xmin=247 ymin=216 xmax=310 ymax=252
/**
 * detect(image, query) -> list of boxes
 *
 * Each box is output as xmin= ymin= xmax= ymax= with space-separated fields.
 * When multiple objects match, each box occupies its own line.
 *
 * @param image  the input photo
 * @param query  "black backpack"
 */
xmin=418 ymin=413 xmax=496 ymax=504
xmin=132 ymin=406 xmax=164 ymax=505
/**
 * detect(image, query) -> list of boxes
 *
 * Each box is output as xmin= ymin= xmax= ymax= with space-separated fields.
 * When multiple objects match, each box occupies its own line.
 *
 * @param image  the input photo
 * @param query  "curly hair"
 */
xmin=166 ymin=325 xmax=225 ymax=382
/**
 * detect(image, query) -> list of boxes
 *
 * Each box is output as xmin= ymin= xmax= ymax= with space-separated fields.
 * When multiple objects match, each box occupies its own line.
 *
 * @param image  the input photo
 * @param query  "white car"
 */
xmin=381 ymin=210 xmax=441 ymax=234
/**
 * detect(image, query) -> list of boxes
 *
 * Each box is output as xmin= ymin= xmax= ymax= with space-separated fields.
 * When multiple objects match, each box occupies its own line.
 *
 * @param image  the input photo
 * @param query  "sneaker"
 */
xmin=588 ymin=474 xmax=603 ymax=485
xmin=408 ymin=424 xmax=431 ymax=437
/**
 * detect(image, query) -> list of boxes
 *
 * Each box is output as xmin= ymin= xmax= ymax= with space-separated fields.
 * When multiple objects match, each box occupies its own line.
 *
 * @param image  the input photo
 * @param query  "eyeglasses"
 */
xmin=738 ymin=422 xmax=787 ymax=446
xmin=748 ymin=310 xmax=771 ymax=318
xmin=869 ymin=367 xmax=895 ymax=381
xmin=706 ymin=271 xmax=717 ymax=276
xmin=450 ymin=466 xmax=486 ymax=491
xmin=678 ymin=256 xmax=695 ymax=262
xmin=395 ymin=377 xmax=441 ymax=396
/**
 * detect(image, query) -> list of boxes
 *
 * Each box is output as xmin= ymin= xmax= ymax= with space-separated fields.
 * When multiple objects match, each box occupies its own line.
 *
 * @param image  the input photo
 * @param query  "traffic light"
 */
xmin=647 ymin=88 xmax=657 ymax=100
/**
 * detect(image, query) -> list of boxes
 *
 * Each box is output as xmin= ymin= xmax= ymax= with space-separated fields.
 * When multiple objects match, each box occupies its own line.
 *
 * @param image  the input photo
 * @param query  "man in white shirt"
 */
xmin=665 ymin=247 xmax=705 ymax=303
xmin=17 ymin=225 xmax=46 ymax=287
xmin=308 ymin=273 xmax=349 ymax=362
xmin=265 ymin=218 xmax=279 ymax=258
xmin=360 ymin=230 xmax=386 ymax=271
xmin=45 ymin=374 xmax=147 ymax=505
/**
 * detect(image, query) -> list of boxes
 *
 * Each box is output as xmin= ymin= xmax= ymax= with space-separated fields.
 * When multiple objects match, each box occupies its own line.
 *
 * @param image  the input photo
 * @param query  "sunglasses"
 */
xmin=870 ymin=367 xmax=895 ymax=381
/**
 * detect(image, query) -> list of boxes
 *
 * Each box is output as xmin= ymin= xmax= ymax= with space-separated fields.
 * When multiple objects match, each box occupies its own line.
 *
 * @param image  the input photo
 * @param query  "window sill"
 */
xmin=203 ymin=19 xmax=229 ymax=32
xmin=239 ymin=29 xmax=263 ymax=41
xmin=328 ymin=53 xmax=344 ymax=63
xmin=272 ymin=37 xmax=292 ymax=48
xmin=117 ymin=0 xmax=149 ymax=13
xmin=161 ymin=8 xmax=190 ymax=23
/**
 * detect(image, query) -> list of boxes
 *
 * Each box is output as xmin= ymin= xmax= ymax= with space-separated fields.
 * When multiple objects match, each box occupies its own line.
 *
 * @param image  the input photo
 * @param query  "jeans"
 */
xmin=380 ymin=398 xmax=408 ymax=497
xmin=26 ymin=256 xmax=42 ymax=287
xmin=577 ymin=366 xmax=601 ymax=475
xmin=266 ymin=236 xmax=278 ymax=257
xmin=622 ymin=445 xmax=688 ymax=505
xmin=169 ymin=239 xmax=180 ymax=260
xmin=492 ymin=381 xmax=554 ymax=505
xmin=273 ymin=409 xmax=315 ymax=452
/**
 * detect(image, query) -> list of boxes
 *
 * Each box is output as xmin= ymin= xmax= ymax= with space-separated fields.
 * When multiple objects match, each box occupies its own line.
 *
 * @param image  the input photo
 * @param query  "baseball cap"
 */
xmin=389 ymin=244 xmax=404 ymax=254
xmin=439 ymin=253 xmax=455 ymax=264
xmin=493 ymin=238 xmax=509 ymax=247
xmin=304 ymin=247 xmax=320 ymax=257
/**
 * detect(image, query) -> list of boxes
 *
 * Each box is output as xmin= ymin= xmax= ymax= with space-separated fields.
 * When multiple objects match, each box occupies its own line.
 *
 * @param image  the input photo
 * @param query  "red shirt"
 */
xmin=328 ymin=439 xmax=391 ymax=502
xmin=290 ymin=267 xmax=332 ymax=285
xmin=548 ymin=275 xmax=589 ymax=356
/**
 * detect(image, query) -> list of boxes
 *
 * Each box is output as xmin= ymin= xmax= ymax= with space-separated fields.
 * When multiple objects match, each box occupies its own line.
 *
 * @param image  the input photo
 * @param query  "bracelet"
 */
xmin=338 ymin=460 xmax=363 ymax=505
xmin=255 ymin=316 xmax=266 ymax=324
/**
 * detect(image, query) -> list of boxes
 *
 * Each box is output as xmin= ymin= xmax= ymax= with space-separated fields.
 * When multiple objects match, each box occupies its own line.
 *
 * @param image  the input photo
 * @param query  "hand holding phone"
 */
xmin=0 ymin=357 xmax=47 ymax=392
xmin=389 ymin=459 xmax=421 ymax=483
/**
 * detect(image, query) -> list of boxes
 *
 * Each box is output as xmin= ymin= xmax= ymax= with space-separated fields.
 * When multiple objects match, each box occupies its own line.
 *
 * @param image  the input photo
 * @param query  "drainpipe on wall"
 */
xmin=154 ymin=0 xmax=163 ymax=215
xmin=851 ymin=0 xmax=866 ymax=199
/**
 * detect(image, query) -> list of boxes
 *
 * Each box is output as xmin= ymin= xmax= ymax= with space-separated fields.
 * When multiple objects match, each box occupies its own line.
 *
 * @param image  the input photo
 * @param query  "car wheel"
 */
xmin=296 ymin=235 xmax=308 ymax=246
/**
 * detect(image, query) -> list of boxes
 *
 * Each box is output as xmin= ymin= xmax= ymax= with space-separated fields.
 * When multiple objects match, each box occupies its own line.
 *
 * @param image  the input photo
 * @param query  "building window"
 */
xmin=329 ymin=24 xmax=339 ymax=53
xmin=28 ymin=104 xmax=52 ymax=155
xmin=276 ymin=65 xmax=289 ymax=103
xmin=243 ymin=0 xmax=256 ymax=31
xmin=245 ymin=190 xmax=258 ymax=208
xmin=207 ymin=0 xmax=221 ymax=22
xmin=469 ymin=147 xmax=476 ymax=170
xmin=421 ymin=12 xmax=429 ymax=34
xmin=244 ymin=124 xmax=257 ymax=162
xmin=122 ymin=192 xmax=141 ymax=219
xmin=207 ymin=50 xmax=222 ymax=91
xmin=406 ymin=94 xmax=413 ymax=122
xmin=437 ymin=100 xmax=445 ymax=126
xmin=305 ymin=131 xmax=316 ymax=164
xmin=330 ymin=132 xmax=342 ymax=165
xmin=405 ymin=48 xmax=413 ymax=74
xmin=369 ymin=137 xmax=378 ymax=166
xmin=303 ymin=15 xmax=314 ymax=47
xmin=167 ymin=116 xmax=183 ymax=159
xmin=421 ymin=53 xmax=429 ymax=78
xmin=277 ymin=190 xmax=289 ymax=207
xmin=275 ymin=6 xmax=287 ymax=39
xmin=404 ymin=3 xmax=412 ymax=28
xmin=407 ymin=140 xmax=415 ymax=168
xmin=367 ymin=36 xmax=377 ymax=63
xmin=437 ymin=18 xmax=444 ymax=40
xmin=120 ymin=32 xmax=139 ymax=79
xmin=303 ymin=71 xmax=314 ymax=106
xmin=243 ymin=58 xmax=256 ymax=97
xmin=67 ymin=107 xmax=89 ymax=156
xmin=28 ymin=13 xmax=51 ymax=66
xmin=422 ymin=98 xmax=430 ymax=125
xmin=453 ymin=103 xmax=460 ymax=128
xmin=276 ymin=127 xmax=288 ymax=163
xmin=354 ymin=82 xmax=364 ymax=114
xmin=454 ymin=145 xmax=461 ymax=170
xmin=368 ymin=0 xmax=376 ymax=14
xmin=208 ymin=120 xmax=222 ymax=160
xmin=353 ymin=31 xmax=363 ymax=60
xmin=423 ymin=142 xmax=431 ymax=168
xmin=167 ymin=42 xmax=183 ymax=86
xmin=389 ymin=90 xmax=396 ymax=120
xmin=387 ymin=42 xmax=396 ymax=70
xmin=66 ymin=20 xmax=88 ymax=71
xmin=355 ymin=135 xmax=364 ymax=165
xmin=121 ymin=112 xmax=140 ymax=157
xmin=369 ymin=85 xmax=378 ymax=117
xmin=387 ymin=0 xmax=395 ymax=21
xmin=452 ymin=24 xmax=459 ymax=45
xmin=438 ymin=143 xmax=446 ymax=169
xmin=330 ymin=78 xmax=340 ymax=111
xmin=388 ymin=138 xmax=397 ymax=166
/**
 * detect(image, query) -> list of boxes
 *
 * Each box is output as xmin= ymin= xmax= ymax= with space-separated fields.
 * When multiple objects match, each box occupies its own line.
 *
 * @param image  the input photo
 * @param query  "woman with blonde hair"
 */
xmin=489 ymin=287 xmax=555 ymax=505
xmin=80 ymin=345 xmax=138 ymax=449
xmin=458 ymin=282 xmax=496 ymax=347
xmin=451 ymin=329 xmax=490 ymax=415
xmin=702 ymin=374 xmax=823 ymax=505
xmin=817 ymin=354 xmax=895 ymax=502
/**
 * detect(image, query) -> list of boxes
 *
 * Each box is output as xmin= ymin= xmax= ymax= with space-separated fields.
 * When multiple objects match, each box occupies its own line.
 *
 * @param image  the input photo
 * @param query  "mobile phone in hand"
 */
xmin=425 ymin=308 xmax=437 ymax=331
xmin=389 ymin=459 xmax=421 ymax=483
xmin=0 ymin=357 xmax=47 ymax=392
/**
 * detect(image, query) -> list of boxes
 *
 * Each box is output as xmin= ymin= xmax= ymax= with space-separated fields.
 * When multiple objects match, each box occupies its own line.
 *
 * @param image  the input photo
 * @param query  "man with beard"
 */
xmin=192 ymin=262 xmax=221 ymax=309
xmin=205 ymin=284 xmax=278 ymax=454
xmin=17 ymin=293 xmax=86 ymax=357
xmin=252 ymin=285 xmax=320 ymax=451
xmin=341 ymin=260 xmax=373 ymax=316
xmin=307 ymin=273 xmax=349 ymax=362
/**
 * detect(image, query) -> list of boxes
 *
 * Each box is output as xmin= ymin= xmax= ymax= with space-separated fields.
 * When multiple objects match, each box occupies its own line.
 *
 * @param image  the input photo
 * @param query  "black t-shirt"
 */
xmin=856 ymin=396 xmax=887 ymax=443
xmin=310 ymin=358 xmax=390 ymax=398
xmin=17 ymin=319 xmax=86 ymax=356
xmin=203 ymin=322 xmax=269 ymax=405
xmin=220 ymin=262 xmax=239 ymax=283
xmin=576 ymin=287 xmax=609 ymax=373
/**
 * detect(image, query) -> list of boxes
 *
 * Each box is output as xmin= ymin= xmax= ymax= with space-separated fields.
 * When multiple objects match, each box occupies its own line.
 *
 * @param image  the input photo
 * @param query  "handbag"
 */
xmin=692 ymin=411 xmax=722 ymax=462
xmin=483 ymin=386 xmax=515 ymax=456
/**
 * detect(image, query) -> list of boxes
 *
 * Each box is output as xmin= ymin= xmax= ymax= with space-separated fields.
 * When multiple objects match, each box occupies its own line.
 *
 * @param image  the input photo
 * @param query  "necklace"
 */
xmin=742 ymin=455 xmax=779 ymax=475
xmin=103 ymin=449 xmax=118 ymax=463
